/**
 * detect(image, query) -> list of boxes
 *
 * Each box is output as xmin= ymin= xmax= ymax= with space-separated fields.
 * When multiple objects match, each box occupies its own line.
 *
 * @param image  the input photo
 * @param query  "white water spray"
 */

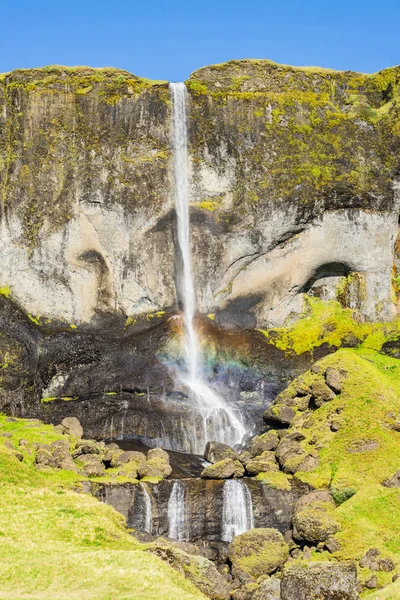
xmin=167 ymin=481 xmax=187 ymax=541
xmin=170 ymin=82 xmax=245 ymax=454
xmin=221 ymin=479 xmax=254 ymax=542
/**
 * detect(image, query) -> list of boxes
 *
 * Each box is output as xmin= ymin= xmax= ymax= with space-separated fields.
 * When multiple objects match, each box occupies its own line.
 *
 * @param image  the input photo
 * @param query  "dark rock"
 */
xmin=248 ymin=431 xmax=279 ymax=456
xmin=205 ymin=441 xmax=239 ymax=463
xmin=325 ymin=536 xmax=341 ymax=553
xmin=35 ymin=448 xmax=56 ymax=468
xmin=364 ymin=575 xmax=377 ymax=589
xmin=325 ymin=367 xmax=347 ymax=393
xmin=79 ymin=454 xmax=105 ymax=477
xmin=253 ymin=577 xmax=281 ymax=599
xmin=228 ymin=528 xmax=289 ymax=581
xmin=359 ymin=547 xmax=395 ymax=571
xmin=148 ymin=538 xmax=230 ymax=600
xmin=264 ymin=406 xmax=296 ymax=427
xmin=238 ymin=451 xmax=253 ymax=466
xmin=111 ymin=450 xmax=146 ymax=468
xmin=245 ymin=451 xmax=279 ymax=475
xmin=280 ymin=561 xmax=359 ymax=599
xmin=201 ymin=458 xmax=245 ymax=479
xmin=309 ymin=380 xmax=336 ymax=407
xmin=138 ymin=457 xmax=172 ymax=478
xmin=275 ymin=439 xmax=306 ymax=474
xmin=292 ymin=491 xmax=339 ymax=543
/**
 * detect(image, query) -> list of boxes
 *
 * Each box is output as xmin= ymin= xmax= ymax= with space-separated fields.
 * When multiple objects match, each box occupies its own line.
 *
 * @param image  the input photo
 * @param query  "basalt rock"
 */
xmin=245 ymin=452 xmax=279 ymax=475
xmin=280 ymin=561 xmax=359 ymax=600
xmin=201 ymin=458 xmax=245 ymax=479
xmin=228 ymin=528 xmax=289 ymax=581
xmin=205 ymin=442 xmax=238 ymax=463
xmin=292 ymin=491 xmax=339 ymax=544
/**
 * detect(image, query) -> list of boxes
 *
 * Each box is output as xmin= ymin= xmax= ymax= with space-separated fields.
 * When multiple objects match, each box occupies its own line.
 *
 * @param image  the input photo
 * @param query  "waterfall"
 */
xmin=221 ymin=479 xmax=254 ymax=542
xmin=170 ymin=82 xmax=245 ymax=455
xmin=167 ymin=481 xmax=187 ymax=541
xmin=140 ymin=483 xmax=153 ymax=534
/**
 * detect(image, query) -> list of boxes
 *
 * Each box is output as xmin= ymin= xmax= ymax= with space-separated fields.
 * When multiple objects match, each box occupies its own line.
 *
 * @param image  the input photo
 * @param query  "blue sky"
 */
xmin=1 ymin=0 xmax=399 ymax=80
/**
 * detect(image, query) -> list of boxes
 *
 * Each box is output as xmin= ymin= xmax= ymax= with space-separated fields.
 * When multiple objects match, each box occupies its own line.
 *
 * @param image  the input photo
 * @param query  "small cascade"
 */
xmin=167 ymin=481 xmax=187 ymax=541
xmin=140 ymin=483 xmax=153 ymax=534
xmin=170 ymin=82 xmax=245 ymax=454
xmin=221 ymin=479 xmax=254 ymax=542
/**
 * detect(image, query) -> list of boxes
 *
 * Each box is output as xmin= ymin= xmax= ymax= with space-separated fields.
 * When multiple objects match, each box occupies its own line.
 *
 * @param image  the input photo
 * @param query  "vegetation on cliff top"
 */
xmin=0 ymin=415 xmax=204 ymax=600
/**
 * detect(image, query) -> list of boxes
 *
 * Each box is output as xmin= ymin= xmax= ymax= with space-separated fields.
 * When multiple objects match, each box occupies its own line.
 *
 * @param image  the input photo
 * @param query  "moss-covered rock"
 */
xmin=148 ymin=538 xmax=230 ymax=599
xmin=280 ymin=561 xmax=358 ymax=600
xmin=292 ymin=491 xmax=339 ymax=543
xmin=245 ymin=451 xmax=279 ymax=475
xmin=228 ymin=527 xmax=289 ymax=581
xmin=138 ymin=457 xmax=172 ymax=479
xmin=201 ymin=457 xmax=245 ymax=479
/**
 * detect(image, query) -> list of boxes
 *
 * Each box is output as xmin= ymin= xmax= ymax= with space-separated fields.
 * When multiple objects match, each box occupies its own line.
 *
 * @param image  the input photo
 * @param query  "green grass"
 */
xmin=0 ymin=417 xmax=204 ymax=600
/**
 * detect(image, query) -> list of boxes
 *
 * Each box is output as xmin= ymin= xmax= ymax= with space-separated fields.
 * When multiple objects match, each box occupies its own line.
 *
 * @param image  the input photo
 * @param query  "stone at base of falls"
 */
xmin=59 ymin=417 xmax=83 ymax=438
xmin=228 ymin=528 xmax=289 ymax=582
xmin=111 ymin=450 xmax=146 ymax=468
xmin=280 ymin=561 xmax=359 ymax=600
xmin=245 ymin=451 xmax=279 ymax=475
xmin=138 ymin=457 xmax=172 ymax=478
xmin=79 ymin=454 xmax=106 ymax=477
xmin=292 ymin=491 xmax=339 ymax=544
xmin=232 ymin=577 xmax=281 ymax=600
xmin=147 ymin=538 xmax=230 ymax=600
xmin=201 ymin=458 xmax=245 ymax=479
xmin=263 ymin=406 xmax=296 ymax=427
xmin=205 ymin=442 xmax=239 ymax=464
xmin=248 ymin=431 xmax=280 ymax=457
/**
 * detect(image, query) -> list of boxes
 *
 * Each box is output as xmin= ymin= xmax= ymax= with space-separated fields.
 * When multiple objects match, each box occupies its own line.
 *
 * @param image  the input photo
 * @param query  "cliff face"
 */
xmin=1 ymin=60 xmax=400 ymax=328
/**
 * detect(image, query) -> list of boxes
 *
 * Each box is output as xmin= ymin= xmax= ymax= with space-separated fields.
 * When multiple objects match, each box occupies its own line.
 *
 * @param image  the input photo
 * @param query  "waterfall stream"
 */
xmin=170 ymin=82 xmax=245 ymax=455
xmin=140 ymin=483 xmax=153 ymax=534
xmin=221 ymin=479 xmax=254 ymax=542
xmin=167 ymin=480 xmax=187 ymax=541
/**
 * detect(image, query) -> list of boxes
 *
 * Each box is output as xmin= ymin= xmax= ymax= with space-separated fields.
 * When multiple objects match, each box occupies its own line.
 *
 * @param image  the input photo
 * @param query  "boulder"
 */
xmin=264 ymin=406 xmax=296 ymax=427
xmin=228 ymin=528 xmax=289 ymax=581
xmin=309 ymin=380 xmax=336 ymax=407
xmin=253 ymin=577 xmax=281 ymax=600
xmin=275 ymin=439 xmax=306 ymax=474
xmin=60 ymin=417 xmax=83 ymax=438
xmin=148 ymin=539 xmax=230 ymax=600
xmin=382 ymin=470 xmax=400 ymax=488
xmin=245 ymin=451 xmax=279 ymax=475
xmin=79 ymin=454 xmax=105 ymax=477
xmin=280 ymin=561 xmax=359 ymax=599
xmin=325 ymin=367 xmax=347 ymax=394
xmin=359 ymin=547 xmax=395 ymax=572
xmin=238 ymin=451 xmax=253 ymax=466
xmin=205 ymin=441 xmax=238 ymax=463
xmin=248 ymin=431 xmax=279 ymax=456
xmin=293 ymin=491 xmax=339 ymax=543
xmin=147 ymin=447 xmax=170 ymax=462
xmin=111 ymin=450 xmax=146 ymax=468
xmin=201 ymin=458 xmax=245 ymax=479
xmin=138 ymin=457 xmax=172 ymax=478
xmin=35 ymin=448 xmax=56 ymax=468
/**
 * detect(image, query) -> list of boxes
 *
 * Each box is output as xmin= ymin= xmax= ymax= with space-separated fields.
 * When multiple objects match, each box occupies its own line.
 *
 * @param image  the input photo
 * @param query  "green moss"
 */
xmin=258 ymin=297 xmax=400 ymax=356
xmin=0 ymin=286 xmax=11 ymax=298
xmin=255 ymin=470 xmax=292 ymax=491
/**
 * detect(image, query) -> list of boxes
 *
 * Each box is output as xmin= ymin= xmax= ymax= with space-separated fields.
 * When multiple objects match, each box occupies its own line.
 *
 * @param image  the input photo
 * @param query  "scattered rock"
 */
xmin=5 ymin=417 xmax=17 ymax=422
xmin=18 ymin=439 xmax=29 ymax=447
xmin=147 ymin=447 xmax=170 ymax=462
xmin=111 ymin=451 xmax=146 ymax=468
xmin=205 ymin=441 xmax=238 ymax=463
xmin=275 ymin=439 xmax=306 ymax=474
xmin=248 ymin=431 xmax=279 ymax=456
xmin=228 ymin=528 xmax=289 ymax=581
xmin=359 ymin=547 xmax=395 ymax=572
xmin=364 ymin=575 xmax=377 ymax=589
xmin=309 ymin=380 xmax=336 ymax=407
xmin=325 ymin=367 xmax=347 ymax=393
xmin=238 ymin=451 xmax=253 ymax=466
xmin=296 ymin=454 xmax=319 ymax=472
xmin=245 ymin=451 xmax=279 ymax=475
xmin=252 ymin=577 xmax=281 ymax=600
xmin=383 ymin=470 xmax=400 ymax=488
xmin=325 ymin=536 xmax=341 ymax=554
xmin=2 ymin=432 xmax=12 ymax=438
xmin=280 ymin=561 xmax=358 ymax=600
xmin=60 ymin=417 xmax=83 ymax=438
xmin=148 ymin=539 xmax=230 ymax=600
xmin=201 ymin=458 xmax=245 ymax=479
xmin=35 ymin=448 xmax=56 ymax=469
xmin=346 ymin=440 xmax=379 ymax=453
xmin=292 ymin=491 xmax=339 ymax=544
xmin=4 ymin=440 xmax=14 ymax=450
xmin=138 ymin=457 xmax=172 ymax=478
xmin=264 ymin=406 xmax=296 ymax=427
xmin=79 ymin=454 xmax=105 ymax=477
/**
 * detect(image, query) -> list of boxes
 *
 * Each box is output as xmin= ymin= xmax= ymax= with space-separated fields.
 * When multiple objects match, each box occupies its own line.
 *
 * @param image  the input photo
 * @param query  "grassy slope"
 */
xmin=0 ymin=417 xmax=204 ymax=600
xmin=279 ymin=347 xmax=400 ymax=594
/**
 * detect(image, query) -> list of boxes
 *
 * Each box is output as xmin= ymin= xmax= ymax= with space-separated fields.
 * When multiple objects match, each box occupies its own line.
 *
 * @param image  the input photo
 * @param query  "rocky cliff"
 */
xmin=1 ymin=59 xmax=400 ymax=437
xmin=1 ymin=60 xmax=400 ymax=328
